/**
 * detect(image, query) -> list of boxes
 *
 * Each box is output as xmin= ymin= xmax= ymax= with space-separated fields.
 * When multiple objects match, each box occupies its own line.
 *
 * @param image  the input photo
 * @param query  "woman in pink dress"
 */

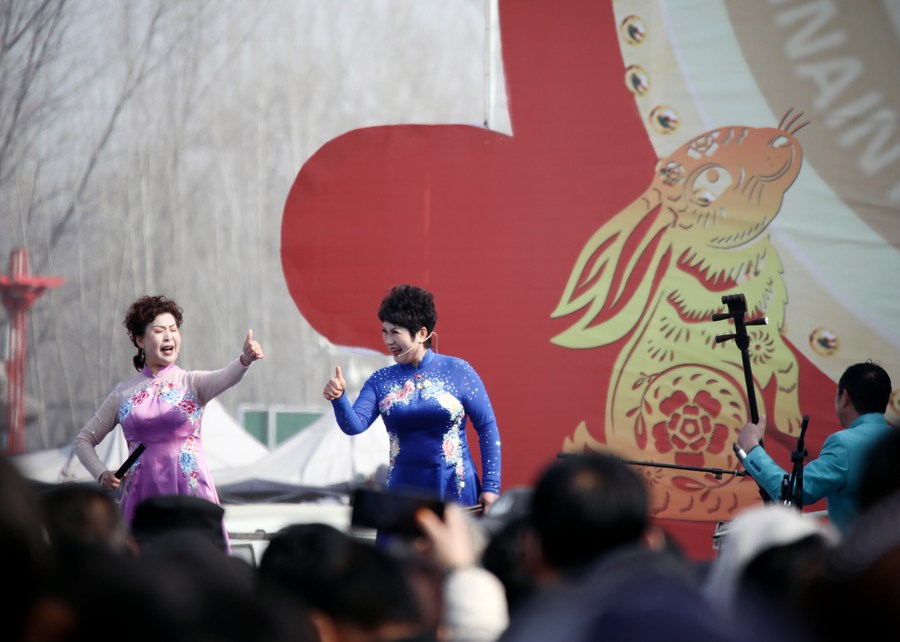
xmin=73 ymin=295 xmax=264 ymax=532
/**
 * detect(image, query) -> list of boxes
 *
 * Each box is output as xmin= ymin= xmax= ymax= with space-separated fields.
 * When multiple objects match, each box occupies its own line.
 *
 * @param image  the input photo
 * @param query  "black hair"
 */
xmin=258 ymin=524 xmax=426 ymax=634
xmin=377 ymin=284 xmax=437 ymax=349
xmin=530 ymin=452 xmax=649 ymax=574
xmin=123 ymin=295 xmax=184 ymax=371
xmin=838 ymin=361 xmax=891 ymax=415
xmin=38 ymin=482 xmax=133 ymax=555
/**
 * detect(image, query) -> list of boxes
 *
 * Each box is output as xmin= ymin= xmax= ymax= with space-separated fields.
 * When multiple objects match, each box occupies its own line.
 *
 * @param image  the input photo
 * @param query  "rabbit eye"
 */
xmin=689 ymin=166 xmax=732 ymax=206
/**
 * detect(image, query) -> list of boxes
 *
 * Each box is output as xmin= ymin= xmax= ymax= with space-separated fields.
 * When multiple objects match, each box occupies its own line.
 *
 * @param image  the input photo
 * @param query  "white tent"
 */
xmin=201 ymin=399 xmax=271 ymax=470
xmin=10 ymin=399 xmax=269 ymax=484
xmin=213 ymin=412 xmax=390 ymax=488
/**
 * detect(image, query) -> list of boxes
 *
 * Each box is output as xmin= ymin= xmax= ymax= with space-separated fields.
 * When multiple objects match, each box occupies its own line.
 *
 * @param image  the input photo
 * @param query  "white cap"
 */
xmin=701 ymin=503 xmax=839 ymax=617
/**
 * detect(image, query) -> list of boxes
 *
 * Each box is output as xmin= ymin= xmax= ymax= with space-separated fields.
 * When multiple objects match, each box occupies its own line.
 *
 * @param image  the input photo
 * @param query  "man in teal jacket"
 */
xmin=735 ymin=361 xmax=893 ymax=533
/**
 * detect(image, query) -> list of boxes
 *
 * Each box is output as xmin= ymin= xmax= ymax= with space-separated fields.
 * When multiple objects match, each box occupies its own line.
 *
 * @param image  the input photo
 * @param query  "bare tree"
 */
xmin=0 ymin=0 xmax=69 ymax=192
xmin=4 ymin=0 xmax=486 ymax=452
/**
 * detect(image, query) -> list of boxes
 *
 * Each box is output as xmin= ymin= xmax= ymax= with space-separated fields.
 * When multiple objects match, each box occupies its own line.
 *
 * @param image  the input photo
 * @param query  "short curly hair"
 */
xmin=123 ymin=295 xmax=184 ymax=371
xmin=377 ymin=284 xmax=437 ymax=348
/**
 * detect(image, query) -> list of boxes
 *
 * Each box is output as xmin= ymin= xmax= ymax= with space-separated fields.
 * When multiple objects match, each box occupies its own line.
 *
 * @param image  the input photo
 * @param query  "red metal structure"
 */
xmin=0 ymin=248 xmax=63 ymax=455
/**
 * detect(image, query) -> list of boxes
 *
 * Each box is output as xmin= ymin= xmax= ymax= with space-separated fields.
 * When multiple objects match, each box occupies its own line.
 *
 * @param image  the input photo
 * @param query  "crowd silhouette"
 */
xmin=5 ymin=422 xmax=900 ymax=641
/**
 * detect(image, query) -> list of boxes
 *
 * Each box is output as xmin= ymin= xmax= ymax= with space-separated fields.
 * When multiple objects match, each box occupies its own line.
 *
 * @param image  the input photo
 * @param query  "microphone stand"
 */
xmin=781 ymin=415 xmax=809 ymax=509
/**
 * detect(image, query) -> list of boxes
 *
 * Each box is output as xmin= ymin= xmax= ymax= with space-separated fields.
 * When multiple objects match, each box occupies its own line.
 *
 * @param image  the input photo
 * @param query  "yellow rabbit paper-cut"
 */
xmin=552 ymin=112 xmax=808 ymax=521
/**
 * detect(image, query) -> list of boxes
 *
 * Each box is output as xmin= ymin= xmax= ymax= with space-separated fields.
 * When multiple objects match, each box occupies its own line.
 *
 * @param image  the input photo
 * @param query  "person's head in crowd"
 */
xmin=481 ymin=512 xmax=538 ymax=617
xmin=526 ymin=452 xmax=649 ymax=583
xmin=130 ymin=494 xmax=261 ymax=609
xmin=0 ymin=455 xmax=55 ymax=641
xmin=701 ymin=503 xmax=838 ymax=631
xmin=857 ymin=426 xmax=900 ymax=512
xmin=735 ymin=532 xmax=834 ymax=639
xmin=394 ymin=551 xmax=447 ymax=642
xmin=131 ymin=494 xmax=228 ymax=553
xmin=39 ymin=481 xmax=137 ymax=557
xmin=835 ymin=360 xmax=891 ymax=426
xmin=259 ymin=523 xmax=433 ymax=642
xmin=802 ymin=488 xmax=900 ymax=642
xmin=140 ymin=528 xmax=256 ymax=590
xmin=738 ymin=533 xmax=832 ymax=606
xmin=499 ymin=526 xmax=752 ymax=642
xmin=574 ymin=564 xmax=753 ymax=642
xmin=138 ymin=529 xmax=305 ymax=642
xmin=797 ymin=427 xmax=900 ymax=642
xmin=478 ymin=487 xmax=539 ymax=617
xmin=34 ymin=485 xmax=276 ymax=642
xmin=50 ymin=546 xmax=189 ymax=642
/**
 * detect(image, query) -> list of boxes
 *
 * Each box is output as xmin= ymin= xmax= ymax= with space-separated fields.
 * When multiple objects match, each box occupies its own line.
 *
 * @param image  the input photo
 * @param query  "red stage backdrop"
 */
xmin=283 ymin=0 xmax=900 ymax=560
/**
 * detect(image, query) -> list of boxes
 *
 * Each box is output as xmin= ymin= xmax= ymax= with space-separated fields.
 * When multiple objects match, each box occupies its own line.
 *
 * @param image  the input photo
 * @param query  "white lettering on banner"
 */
xmin=773 ymin=0 xmax=900 ymax=205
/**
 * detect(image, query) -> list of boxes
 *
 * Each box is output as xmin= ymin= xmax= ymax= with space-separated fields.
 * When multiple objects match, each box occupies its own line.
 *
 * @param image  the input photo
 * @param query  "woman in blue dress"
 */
xmin=323 ymin=284 xmax=502 ymax=513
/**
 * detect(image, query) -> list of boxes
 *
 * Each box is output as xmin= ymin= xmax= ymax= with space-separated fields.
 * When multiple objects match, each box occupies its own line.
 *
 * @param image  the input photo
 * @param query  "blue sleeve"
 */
xmin=743 ymin=435 xmax=845 ymax=506
xmin=459 ymin=361 xmax=502 ymax=494
xmin=332 ymin=376 xmax=380 ymax=435
xmin=796 ymin=433 xmax=849 ymax=505
xmin=742 ymin=445 xmax=789 ymax=501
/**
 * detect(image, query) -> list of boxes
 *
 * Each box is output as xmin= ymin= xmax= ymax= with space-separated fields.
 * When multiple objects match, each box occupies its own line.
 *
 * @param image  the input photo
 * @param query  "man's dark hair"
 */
xmin=838 ymin=361 xmax=891 ymax=415
xmin=531 ymin=452 xmax=649 ymax=574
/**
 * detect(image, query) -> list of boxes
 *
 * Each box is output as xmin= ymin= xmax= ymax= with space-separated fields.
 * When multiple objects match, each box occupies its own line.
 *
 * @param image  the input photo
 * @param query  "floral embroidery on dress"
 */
xmin=177 ymin=397 xmax=202 ymax=424
xmin=376 ymin=368 xmax=474 ymax=498
xmin=441 ymin=428 xmax=466 ymax=497
xmin=386 ymin=432 xmax=400 ymax=486
xmin=427 ymin=382 xmax=468 ymax=495
xmin=157 ymin=383 xmax=203 ymax=424
xmin=435 ymin=392 xmax=464 ymax=428
xmin=119 ymin=385 xmax=151 ymax=422
xmin=118 ymin=381 xmax=202 ymax=424
xmin=379 ymin=380 xmax=416 ymax=415
xmin=179 ymin=434 xmax=201 ymax=492
xmin=158 ymin=382 xmax=183 ymax=405
xmin=132 ymin=388 xmax=150 ymax=405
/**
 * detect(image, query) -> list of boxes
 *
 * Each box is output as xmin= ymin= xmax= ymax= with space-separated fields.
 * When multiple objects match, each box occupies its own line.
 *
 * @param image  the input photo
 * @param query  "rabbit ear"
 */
xmin=551 ymin=191 xmax=672 ymax=348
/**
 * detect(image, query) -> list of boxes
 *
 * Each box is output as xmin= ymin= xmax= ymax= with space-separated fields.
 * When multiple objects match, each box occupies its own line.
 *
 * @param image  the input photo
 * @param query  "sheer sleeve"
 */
xmin=188 ymin=357 xmax=249 ymax=405
xmin=73 ymin=389 xmax=121 ymax=482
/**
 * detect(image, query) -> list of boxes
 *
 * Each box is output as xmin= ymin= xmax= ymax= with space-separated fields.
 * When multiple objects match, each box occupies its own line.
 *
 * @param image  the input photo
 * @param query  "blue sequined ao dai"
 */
xmin=332 ymin=350 xmax=501 ymax=506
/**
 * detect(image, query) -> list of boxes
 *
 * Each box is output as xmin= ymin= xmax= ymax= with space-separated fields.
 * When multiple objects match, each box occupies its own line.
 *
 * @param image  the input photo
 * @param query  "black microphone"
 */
xmin=115 ymin=443 xmax=146 ymax=479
